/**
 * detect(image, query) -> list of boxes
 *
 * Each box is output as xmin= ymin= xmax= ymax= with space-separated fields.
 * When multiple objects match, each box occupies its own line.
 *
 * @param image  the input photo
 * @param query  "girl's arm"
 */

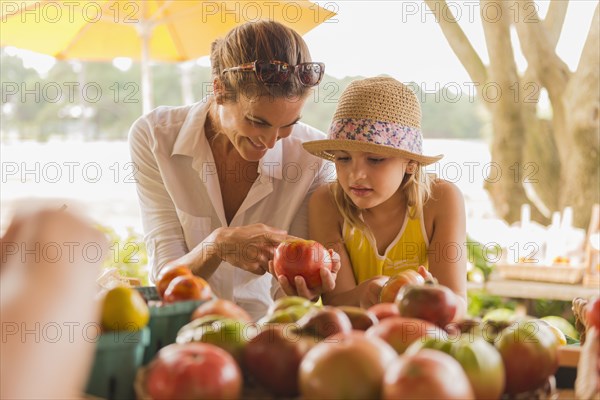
xmin=426 ymin=179 xmax=468 ymax=320
xmin=308 ymin=185 xmax=378 ymax=307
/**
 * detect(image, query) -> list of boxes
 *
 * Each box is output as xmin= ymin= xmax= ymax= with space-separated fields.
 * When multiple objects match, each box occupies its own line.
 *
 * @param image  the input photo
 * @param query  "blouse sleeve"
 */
xmin=128 ymin=116 xmax=188 ymax=282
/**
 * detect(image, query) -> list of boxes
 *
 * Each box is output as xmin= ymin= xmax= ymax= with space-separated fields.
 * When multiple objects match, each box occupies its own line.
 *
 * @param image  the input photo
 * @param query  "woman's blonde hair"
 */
xmin=331 ymin=164 xmax=434 ymax=241
xmin=210 ymin=20 xmax=313 ymax=102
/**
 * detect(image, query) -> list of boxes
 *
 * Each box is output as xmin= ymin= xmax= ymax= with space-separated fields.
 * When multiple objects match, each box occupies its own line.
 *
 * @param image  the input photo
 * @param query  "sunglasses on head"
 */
xmin=222 ymin=60 xmax=325 ymax=87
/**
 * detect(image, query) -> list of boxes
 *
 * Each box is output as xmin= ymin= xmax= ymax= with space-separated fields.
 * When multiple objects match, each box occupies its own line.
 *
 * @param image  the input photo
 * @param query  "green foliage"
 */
xmin=96 ymin=224 xmax=149 ymax=286
xmin=534 ymin=299 xmax=575 ymax=325
xmin=467 ymin=291 xmax=517 ymax=318
xmin=415 ymin=85 xmax=485 ymax=139
xmin=464 ymin=237 xmax=575 ymax=323
xmin=1 ymin=50 xmax=485 ymax=140
xmin=468 ymin=290 xmax=575 ymax=325
xmin=466 ymin=235 xmax=500 ymax=280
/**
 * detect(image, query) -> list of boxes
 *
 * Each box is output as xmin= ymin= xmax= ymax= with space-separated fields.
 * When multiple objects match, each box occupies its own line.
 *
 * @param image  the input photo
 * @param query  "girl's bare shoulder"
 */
xmin=309 ymin=184 xmax=344 ymax=223
xmin=311 ymin=184 xmax=336 ymax=207
xmin=425 ymin=178 xmax=465 ymax=215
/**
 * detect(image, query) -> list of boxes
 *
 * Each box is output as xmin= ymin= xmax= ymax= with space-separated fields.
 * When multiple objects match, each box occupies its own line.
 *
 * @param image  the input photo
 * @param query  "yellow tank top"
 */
xmin=342 ymin=207 xmax=429 ymax=284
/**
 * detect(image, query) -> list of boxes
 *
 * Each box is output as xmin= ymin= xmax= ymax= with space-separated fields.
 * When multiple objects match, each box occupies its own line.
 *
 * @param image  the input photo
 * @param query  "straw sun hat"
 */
xmin=302 ymin=76 xmax=443 ymax=165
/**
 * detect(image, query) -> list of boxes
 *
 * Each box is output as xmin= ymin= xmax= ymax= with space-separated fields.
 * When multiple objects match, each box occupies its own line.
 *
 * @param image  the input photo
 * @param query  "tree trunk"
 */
xmin=481 ymin=0 xmax=538 ymax=223
xmin=425 ymin=0 xmax=599 ymax=228
xmin=561 ymin=5 xmax=600 ymax=227
xmin=521 ymin=102 xmax=560 ymax=217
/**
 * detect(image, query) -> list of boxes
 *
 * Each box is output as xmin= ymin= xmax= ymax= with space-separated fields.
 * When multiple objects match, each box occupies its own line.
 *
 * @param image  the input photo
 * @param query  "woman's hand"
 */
xmin=212 ymin=224 xmax=288 ymax=275
xmin=166 ymin=223 xmax=288 ymax=280
xmin=358 ymin=275 xmax=389 ymax=309
xmin=269 ymin=249 xmax=341 ymax=300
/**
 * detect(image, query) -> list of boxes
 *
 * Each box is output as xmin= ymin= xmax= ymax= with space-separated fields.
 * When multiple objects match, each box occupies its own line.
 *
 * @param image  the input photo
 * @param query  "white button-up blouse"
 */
xmin=129 ymin=98 xmax=334 ymax=319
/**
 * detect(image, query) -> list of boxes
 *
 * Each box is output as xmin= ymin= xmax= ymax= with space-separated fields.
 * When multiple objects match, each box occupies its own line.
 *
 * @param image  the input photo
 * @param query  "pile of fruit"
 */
xmin=134 ymin=267 xmax=576 ymax=400
xmin=155 ymin=266 xmax=213 ymax=304
xmin=89 ymin=266 xmax=215 ymax=399
xmin=97 ymin=264 xmax=213 ymax=333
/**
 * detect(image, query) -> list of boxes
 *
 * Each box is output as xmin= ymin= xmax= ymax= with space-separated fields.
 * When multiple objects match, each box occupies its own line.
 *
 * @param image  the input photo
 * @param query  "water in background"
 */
xmin=1 ymin=139 xmax=498 ymax=237
xmin=2 ymin=140 xmax=141 ymax=235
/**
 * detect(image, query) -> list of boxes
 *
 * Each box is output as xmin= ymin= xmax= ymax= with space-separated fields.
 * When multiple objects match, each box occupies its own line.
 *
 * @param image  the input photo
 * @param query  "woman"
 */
xmin=129 ymin=21 xmax=338 ymax=319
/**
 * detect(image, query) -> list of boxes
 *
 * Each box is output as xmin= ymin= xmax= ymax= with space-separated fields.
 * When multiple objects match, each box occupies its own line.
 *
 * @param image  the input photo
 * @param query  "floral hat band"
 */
xmin=302 ymin=76 xmax=443 ymax=165
xmin=328 ymin=118 xmax=424 ymax=155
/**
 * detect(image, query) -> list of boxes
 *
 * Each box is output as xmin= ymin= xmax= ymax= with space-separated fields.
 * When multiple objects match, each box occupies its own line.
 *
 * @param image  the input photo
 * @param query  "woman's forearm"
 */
xmin=172 ymin=228 xmax=223 ymax=280
xmin=166 ymin=224 xmax=287 ymax=280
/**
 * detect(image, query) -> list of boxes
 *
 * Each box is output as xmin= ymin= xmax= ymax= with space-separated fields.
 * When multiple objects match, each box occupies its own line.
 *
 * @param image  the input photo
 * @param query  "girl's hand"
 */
xmin=358 ymin=275 xmax=389 ymax=309
xmin=269 ymin=249 xmax=341 ymax=300
xmin=418 ymin=265 xmax=435 ymax=282
xmin=178 ymin=224 xmax=287 ymax=275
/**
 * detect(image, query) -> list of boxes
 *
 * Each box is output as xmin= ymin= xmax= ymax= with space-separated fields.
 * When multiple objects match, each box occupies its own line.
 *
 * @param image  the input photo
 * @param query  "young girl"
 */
xmin=301 ymin=77 xmax=467 ymax=316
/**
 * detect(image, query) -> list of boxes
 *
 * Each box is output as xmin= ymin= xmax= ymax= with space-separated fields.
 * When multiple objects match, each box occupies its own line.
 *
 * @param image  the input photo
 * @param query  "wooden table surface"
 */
xmin=467 ymin=275 xmax=599 ymax=301
xmin=558 ymin=389 xmax=576 ymax=398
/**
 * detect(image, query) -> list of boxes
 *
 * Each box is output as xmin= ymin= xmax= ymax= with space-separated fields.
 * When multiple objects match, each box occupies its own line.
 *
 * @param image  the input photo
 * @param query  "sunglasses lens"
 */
xmin=256 ymin=61 xmax=290 ymax=85
xmin=298 ymin=63 xmax=324 ymax=86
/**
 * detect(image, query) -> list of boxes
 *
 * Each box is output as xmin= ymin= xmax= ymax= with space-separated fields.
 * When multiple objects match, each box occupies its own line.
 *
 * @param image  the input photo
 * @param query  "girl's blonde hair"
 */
xmin=331 ymin=164 xmax=434 ymax=240
xmin=210 ymin=20 xmax=313 ymax=102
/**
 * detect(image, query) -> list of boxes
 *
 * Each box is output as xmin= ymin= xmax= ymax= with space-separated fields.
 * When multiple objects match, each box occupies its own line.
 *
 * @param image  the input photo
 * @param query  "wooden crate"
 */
xmin=583 ymin=272 xmax=600 ymax=288
xmin=495 ymin=263 xmax=585 ymax=284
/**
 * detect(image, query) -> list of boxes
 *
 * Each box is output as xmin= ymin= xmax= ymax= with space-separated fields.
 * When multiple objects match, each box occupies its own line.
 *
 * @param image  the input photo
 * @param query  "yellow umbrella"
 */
xmin=1 ymin=0 xmax=335 ymax=111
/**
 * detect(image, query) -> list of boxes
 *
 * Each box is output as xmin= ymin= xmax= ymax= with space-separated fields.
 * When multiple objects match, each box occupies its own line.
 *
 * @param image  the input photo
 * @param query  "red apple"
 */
xmin=294 ymin=306 xmax=352 ymax=340
xmin=191 ymin=299 xmax=252 ymax=323
xmin=366 ymin=317 xmax=446 ymax=354
xmin=383 ymin=349 xmax=475 ymax=399
xmin=273 ymin=239 xmax=332 ymax=289
xmin=451 ymin=337 xmax=505 ymax=400
xmin=338 ymin=306 xmax=378 ymax=331
xmin=177 ymin=318 xmax=251 ymax=363
xmin=267 ymin=296 xmax=314 ymax=315
xmin=495 ymin=320 xmax=559 ymax=395
xmin=379 ymin=270 xmax=426 ymax=303
xmin=178 ymin=315 xmax=230 ymax=341
xmin=156 ymin=265 xmax=193 ymax=298
xmin=163 ymin=275 xmax=212 ymax=304
xmin=404 ymin=335 xmax=455 ymax=356
xmin=368 ymin=302 xmax=401 ymax=321
xmin=396 ymin=283 xmax=458 ymax=328
xmin=406 ymin=334 xmax=505 ymax=399
xmin=299 ymin=333 xmax=396 ymax=399
xmin=452 ymin=318 xmax=484 ymax=337
xmin=259 ymin=305 xmax=312 ymax=324
xmin=243 ymin=325 xmax=315 ymax=397
xmin=144 ymin=343 xmax=242 ymax=400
